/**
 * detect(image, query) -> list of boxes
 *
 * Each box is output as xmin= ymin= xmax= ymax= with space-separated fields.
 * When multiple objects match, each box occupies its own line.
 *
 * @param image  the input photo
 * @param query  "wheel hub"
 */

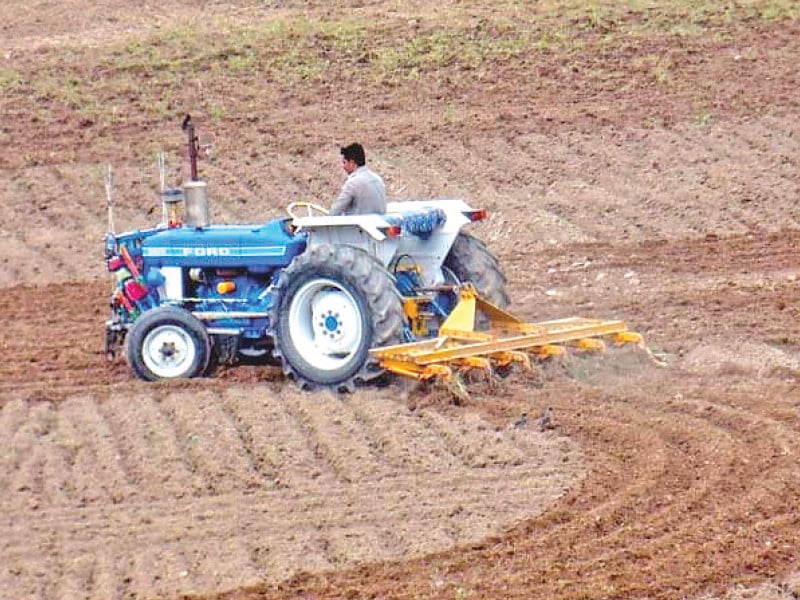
xmin=142 ymin=325 xmax=196 ymax=378
xmin=324 ymin=314 xmax=339 ymax=332
xmin=287 ymin=278 xmax=364 ymax=372
xmin=311 ymin=291 xmax=359 ymax=355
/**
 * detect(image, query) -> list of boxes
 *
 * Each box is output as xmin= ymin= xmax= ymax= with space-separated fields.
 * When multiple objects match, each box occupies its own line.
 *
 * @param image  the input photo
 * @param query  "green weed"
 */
xmin=0 ymin=67 xmax=22 ymax=91
xmin=443 ymin=102 xmax=464 ymax=125
xmin=209 ymin=104 xmax=226 ymax=121
xmin=694 ymin=111 xmax=713 ymax=126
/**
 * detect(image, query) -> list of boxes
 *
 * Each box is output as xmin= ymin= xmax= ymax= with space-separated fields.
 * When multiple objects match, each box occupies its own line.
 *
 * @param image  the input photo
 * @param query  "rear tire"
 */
xmin=443 ymin=232 xmax=509 ymax=322
xmin=268 ymin=245 xmax=404 ymax=392
xmin=126 ymin=306 xmax=211 ymax=381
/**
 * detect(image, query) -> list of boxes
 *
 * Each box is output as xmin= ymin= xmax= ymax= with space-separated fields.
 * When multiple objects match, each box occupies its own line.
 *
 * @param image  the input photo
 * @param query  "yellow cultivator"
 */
xmin=370 ymin=284 xmax=646 ymax=384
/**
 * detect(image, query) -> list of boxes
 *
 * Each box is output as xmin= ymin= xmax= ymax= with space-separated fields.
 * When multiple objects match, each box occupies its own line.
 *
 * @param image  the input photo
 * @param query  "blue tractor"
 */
xmin=104 ymin=119 xmax=509 ymax=391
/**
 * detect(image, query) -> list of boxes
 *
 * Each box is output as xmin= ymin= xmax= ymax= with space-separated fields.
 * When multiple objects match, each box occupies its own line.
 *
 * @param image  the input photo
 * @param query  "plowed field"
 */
xmin=1 ymin=2 xmax=800 ymax=599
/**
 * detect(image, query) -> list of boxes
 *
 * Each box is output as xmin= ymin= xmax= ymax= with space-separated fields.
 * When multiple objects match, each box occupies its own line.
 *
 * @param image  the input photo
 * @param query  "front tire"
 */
xmin=269 ymin=245 xmax=404 ymax=392
xmin=126 ymin=306 xmax=211 ymax=381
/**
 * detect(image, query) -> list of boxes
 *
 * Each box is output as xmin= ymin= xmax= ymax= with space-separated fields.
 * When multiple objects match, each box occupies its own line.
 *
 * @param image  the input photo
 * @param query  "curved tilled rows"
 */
xmin=0 ymin=381 xmax=581 ymax=600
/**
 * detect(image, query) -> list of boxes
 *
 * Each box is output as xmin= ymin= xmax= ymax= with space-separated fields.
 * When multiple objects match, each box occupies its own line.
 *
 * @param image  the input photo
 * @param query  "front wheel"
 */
xmin=126 ymin=306 xmax=211 ymax=381
xmin=268 ymin=245 xmax=404 ymax=392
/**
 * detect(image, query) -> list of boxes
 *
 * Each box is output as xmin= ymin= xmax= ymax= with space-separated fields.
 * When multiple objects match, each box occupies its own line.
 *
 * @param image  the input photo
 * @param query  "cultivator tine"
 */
xmin=455 ymin=355 xmax=493 ymax=373
xmin=489 ymin=350 xmax=531 ymax=371
xmin=377 ymin=357 xmax=454 ymax=382
xmin=372 ymin=283 xmax=650 ymax=386
xmin=439 ymin=374 xmax=471 ymax=404
xmin=612 ymin=331 xmax=645 ymax=346
xmin=528 ymin=345 xmax=566 ymax=358
xmin=573 ymin=338 xmax=607 ymax=353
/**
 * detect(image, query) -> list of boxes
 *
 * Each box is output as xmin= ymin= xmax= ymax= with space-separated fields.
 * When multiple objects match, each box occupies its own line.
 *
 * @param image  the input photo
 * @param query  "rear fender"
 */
xmin=294 ymin=199 xmax=480 ymax=286
xmin=291 ymin=215 xmax=400 ymax=267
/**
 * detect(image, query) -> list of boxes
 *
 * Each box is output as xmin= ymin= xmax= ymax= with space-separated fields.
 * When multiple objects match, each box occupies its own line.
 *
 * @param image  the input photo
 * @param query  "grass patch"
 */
xmin=372 ymin=26 xmax=531 ymax=81
xmin=3 ymin=1 xmax=796 ymax=127
xmin=106 ymin=16 xmax=366 ymax=81
xmin=0 ymin=67 xmax=22 ymax=92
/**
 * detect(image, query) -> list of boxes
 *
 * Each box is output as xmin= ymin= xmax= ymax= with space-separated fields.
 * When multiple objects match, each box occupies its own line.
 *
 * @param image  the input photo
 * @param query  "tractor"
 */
xmin=104 ymin=118 xmax=642 ymax=392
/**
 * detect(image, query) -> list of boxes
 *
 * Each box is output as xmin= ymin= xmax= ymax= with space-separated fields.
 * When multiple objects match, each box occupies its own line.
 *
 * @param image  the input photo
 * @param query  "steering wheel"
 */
xmin=287 ymin=201 xmax=329 ymax=219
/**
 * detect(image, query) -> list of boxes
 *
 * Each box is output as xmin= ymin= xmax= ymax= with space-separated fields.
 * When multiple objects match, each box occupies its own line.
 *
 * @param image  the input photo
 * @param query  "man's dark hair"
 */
xmin=340 ymin=143 xmax=366 ymax=166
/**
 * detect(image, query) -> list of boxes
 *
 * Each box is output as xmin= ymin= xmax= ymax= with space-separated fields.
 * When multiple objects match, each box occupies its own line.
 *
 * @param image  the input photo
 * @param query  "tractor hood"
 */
xmin=140 ymin=218 xmax=305 ymax=269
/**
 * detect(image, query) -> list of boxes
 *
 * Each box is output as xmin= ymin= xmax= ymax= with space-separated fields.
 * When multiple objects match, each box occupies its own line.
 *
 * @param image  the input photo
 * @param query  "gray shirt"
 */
xmin=329 ymin=165 xmax=386 ymax=216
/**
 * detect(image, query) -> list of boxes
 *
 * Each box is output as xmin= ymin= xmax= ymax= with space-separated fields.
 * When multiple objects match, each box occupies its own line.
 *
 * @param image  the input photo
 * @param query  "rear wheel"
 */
xmin=126 ymin=306 xmax=211 ymax=381
xmin=443 ymin=232 xmax=509 ymax=323
xmin=269 ymin=245 xmax=404 ymax=391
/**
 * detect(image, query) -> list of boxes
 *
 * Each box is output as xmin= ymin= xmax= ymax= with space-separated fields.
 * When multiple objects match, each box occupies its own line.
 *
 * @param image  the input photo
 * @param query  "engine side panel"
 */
xmin=140 ymin=219 xmax=305 ymax=269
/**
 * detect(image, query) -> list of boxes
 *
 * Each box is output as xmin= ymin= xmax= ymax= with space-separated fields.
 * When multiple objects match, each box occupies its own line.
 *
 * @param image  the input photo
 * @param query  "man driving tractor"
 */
xmin=329 ymin=143 xmax=386 ymax=216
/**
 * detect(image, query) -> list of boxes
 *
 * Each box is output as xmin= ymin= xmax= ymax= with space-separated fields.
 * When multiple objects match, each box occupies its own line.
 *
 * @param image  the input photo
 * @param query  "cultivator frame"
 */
xmin=370 ymin=284 xmax=644 ymax=382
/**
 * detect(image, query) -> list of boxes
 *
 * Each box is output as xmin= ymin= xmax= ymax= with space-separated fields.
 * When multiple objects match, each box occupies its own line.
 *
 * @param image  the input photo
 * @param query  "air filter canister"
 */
xmin=183 ymin=180 xmax=210 ymax=228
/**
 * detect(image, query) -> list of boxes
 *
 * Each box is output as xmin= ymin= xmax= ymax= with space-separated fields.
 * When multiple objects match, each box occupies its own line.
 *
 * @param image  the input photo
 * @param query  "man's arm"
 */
xmin=329 ymin=177 xmax=355 ymax=216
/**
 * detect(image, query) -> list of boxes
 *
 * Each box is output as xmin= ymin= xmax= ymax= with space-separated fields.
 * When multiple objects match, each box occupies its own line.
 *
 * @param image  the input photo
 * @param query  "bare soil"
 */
xmin=1 ymin=2 xmax=800 ymax=599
